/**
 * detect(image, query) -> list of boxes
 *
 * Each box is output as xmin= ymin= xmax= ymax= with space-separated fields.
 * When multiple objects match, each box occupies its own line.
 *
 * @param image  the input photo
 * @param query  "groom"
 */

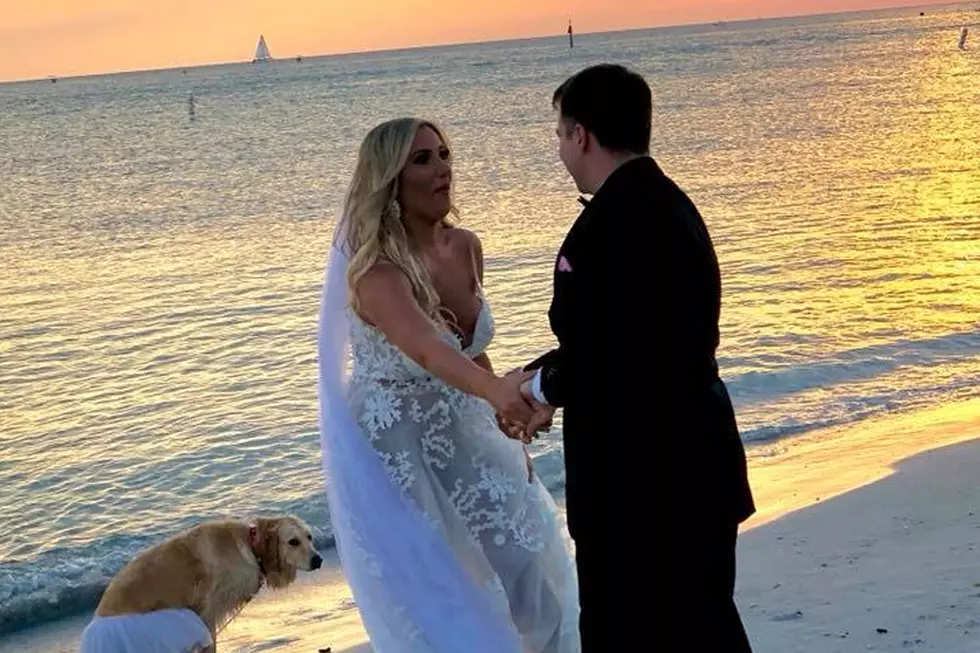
xmin=519 ymin=64 xmax=756 ymax=650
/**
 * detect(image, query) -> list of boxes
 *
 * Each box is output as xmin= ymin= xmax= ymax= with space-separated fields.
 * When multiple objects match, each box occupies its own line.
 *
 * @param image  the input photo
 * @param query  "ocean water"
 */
xmin=1 ymin=3 xmax=978 ymax=640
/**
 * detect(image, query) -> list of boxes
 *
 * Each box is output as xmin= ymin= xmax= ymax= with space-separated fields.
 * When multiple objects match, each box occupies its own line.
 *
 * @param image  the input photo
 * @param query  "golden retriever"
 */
xmin=80 ymin=514 xmax=322 ymax=653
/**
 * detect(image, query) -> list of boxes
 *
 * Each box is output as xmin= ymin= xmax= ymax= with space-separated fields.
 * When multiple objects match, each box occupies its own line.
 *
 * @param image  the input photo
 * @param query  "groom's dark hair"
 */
xmin=552 ymin=64 xmax=651 ymax=155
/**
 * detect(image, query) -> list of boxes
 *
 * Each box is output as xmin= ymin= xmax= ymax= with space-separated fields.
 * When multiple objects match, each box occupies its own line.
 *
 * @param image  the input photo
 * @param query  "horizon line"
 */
xmin=0 ymin=0 xmax=965 ymax=85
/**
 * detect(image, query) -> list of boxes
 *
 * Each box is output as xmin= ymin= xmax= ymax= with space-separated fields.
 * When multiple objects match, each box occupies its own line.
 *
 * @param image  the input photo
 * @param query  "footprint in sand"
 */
xmin=238 ymin=638 xmax=299 ymax=652
xmin=772 ymin=610 xmax=804 ymax=621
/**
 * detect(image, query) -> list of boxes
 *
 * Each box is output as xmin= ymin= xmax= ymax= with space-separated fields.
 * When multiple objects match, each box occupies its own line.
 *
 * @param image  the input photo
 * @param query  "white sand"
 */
xmin=219 ymin=400 xmax=980 ymax=653
xmin=217 ymin=549 xmax=371 ymax=653
xmin=737 ymin=399 xmax=980 ymax=652
xmin=6 ymin=400 xmax=979 ymax=653
xmin=739 ymin=438 xmax=980 ymax=652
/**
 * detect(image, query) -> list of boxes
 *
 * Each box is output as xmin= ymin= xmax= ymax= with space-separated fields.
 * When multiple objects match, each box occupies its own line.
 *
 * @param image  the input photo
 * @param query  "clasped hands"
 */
xmin=493 ymin=368 xmax=556 ymax=445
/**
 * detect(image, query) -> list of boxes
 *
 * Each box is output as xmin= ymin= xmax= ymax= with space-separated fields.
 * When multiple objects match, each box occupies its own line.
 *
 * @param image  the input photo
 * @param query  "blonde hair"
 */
xmin=339 ymin=118 xmax=457 ymax=321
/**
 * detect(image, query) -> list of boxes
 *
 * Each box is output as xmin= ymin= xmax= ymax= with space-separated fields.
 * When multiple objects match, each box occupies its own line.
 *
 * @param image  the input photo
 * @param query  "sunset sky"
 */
xmin=0 ymin=0 xmax=959 ymax=82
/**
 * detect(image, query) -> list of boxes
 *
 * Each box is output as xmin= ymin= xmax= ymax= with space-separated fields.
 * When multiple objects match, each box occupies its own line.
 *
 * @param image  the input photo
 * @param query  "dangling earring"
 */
xmin=385 ymin=197 xmax=401 ymax=222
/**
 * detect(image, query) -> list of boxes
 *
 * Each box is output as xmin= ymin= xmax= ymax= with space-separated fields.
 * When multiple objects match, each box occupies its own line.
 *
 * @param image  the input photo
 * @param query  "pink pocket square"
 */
xmin=557 ymin=256 xmax=573 ymax=272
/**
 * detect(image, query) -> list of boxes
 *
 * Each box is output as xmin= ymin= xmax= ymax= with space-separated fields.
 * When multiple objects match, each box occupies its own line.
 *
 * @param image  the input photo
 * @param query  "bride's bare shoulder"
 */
xmin=354 ymin=260 xmax=411 ymax=306
xmin=445 ymin=226 xmax=484 ymax=278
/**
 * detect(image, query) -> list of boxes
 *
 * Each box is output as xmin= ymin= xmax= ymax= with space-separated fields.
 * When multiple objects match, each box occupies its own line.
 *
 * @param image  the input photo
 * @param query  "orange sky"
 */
xmin=0 ymin=0 xmax=959 ymax=82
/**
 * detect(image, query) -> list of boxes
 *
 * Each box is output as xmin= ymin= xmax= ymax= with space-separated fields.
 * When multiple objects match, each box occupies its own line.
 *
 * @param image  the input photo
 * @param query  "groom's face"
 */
xmin=555 ymin=115 xmax=587 ymax=193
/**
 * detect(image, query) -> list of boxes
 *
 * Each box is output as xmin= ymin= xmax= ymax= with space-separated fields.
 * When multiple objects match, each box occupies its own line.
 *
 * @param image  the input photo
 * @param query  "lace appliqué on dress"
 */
xmin=342 ymin=298 xmax=580 ymax=652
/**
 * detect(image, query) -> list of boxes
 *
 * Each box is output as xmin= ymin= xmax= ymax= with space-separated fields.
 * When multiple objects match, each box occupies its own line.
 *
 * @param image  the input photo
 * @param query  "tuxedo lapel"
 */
xmin=548 ymin=199 xmax=594 ymax=343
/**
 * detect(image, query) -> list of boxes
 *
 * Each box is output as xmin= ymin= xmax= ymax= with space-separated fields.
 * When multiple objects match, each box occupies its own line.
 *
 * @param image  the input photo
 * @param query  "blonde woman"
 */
xmin=316 ymin=118 xmax=580 ymax=653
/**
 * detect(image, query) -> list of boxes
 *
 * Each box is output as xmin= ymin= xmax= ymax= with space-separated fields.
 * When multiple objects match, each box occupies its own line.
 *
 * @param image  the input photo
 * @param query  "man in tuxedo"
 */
xmin=519 ymin=64 xmax=756 ymax=650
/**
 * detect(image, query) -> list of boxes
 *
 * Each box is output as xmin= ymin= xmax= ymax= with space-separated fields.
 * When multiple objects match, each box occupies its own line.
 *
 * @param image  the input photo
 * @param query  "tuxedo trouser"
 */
xmin=573 ymin=519 xmax=752 ymax=652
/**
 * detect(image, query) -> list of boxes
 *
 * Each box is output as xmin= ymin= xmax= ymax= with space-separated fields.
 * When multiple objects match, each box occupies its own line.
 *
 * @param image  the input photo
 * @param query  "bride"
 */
xmin=316 ymin=117 xmax=580 ymax=653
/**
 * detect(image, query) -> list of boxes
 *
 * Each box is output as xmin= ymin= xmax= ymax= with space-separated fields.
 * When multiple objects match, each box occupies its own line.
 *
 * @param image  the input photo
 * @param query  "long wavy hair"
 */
xmin=338 ymin=118 xmax=458 ymax=321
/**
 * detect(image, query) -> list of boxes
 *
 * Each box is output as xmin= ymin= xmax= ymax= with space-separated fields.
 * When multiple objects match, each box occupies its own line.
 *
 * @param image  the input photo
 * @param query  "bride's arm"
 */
xmin=355 ymin=262 xmax=534 ymax=426
xmin=473 ymin=352 xmax=493 ymax=374
xmin=475 ymin=351 xmax=520 ymax=438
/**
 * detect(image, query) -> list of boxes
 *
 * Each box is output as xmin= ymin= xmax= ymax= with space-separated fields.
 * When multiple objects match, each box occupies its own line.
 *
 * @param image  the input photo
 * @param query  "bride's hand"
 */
xmin=486 ymin=374 xmax=536 ymax=429
xmin=525 ymin=404 xmax=556 ymax=441
xmin=496 ymin=414 xmax=525 ymax=441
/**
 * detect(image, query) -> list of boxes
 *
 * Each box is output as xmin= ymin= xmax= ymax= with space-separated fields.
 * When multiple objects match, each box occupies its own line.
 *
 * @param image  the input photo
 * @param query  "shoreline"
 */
xmin=742 ymin=397 xmax=980 ymax=530
xmin=3 ymin=398 xmax=978 ymax=652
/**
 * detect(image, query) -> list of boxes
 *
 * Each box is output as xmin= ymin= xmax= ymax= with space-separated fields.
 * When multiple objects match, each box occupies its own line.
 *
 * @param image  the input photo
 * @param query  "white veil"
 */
xmin=315 ymin=224 xmax=523 ymax=652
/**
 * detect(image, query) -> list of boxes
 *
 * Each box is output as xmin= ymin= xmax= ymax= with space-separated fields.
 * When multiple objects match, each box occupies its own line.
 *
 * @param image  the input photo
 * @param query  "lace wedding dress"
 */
xmin=339 ymin=291 xmax=581 ymax=652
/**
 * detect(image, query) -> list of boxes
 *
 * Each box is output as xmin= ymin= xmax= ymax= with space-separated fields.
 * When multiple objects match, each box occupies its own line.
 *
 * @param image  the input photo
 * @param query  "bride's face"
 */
xmin=397 ymin=126 xmax=453 ymax=224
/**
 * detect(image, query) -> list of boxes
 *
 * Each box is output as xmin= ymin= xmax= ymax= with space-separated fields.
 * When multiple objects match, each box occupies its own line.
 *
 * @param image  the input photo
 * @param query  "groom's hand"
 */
xmin=488 ymin=372 xmax=537 ymax=431
xmin=493 ymin=368 xmax=550 ymax=444
xmin=519 ymin=376 xmax=534 ymax=402
xmin=492 ymin=368 xmax=536 ymax=440
xmin=496 ymin=413 xmax=525 ymax=441
xmin=518 ymin=377 xmax=555 ymax=442
xmin=525 ymin=404 xmax=555 ymax=442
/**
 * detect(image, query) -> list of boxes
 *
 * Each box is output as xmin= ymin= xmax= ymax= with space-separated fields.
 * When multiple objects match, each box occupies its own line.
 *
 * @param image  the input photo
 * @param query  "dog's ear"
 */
xmin=248 ymin=518 xmax=263 ymax=559
xmin=250 ymin=518 xmax=275 ymax=571
xmin=260 ymin=518 xmax=281 ymax=572
xmin=260 ymin=517 xmax=294 ymax=588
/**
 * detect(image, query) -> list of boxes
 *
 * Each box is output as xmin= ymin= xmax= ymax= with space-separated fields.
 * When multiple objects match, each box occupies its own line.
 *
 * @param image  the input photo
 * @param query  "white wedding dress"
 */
xmin=344 ymin=293 xmax=580 ymax=652
xmin=317 ymin=238 xmax=581 ymax=652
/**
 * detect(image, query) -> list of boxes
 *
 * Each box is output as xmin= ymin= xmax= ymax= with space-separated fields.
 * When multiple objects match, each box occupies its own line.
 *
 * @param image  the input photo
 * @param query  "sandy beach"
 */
xmin=225 ymin=398 xmax=980 ymax=653
xmin=7 ymin=399 xmax=979 ymax=653
xmin=739 ymin=399 xmax=980 ymax=652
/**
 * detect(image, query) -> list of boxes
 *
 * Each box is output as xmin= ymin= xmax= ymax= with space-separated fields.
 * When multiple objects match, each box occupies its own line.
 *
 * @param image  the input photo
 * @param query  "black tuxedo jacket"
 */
xmin=526 ymin=156 xmax=755 ymax=537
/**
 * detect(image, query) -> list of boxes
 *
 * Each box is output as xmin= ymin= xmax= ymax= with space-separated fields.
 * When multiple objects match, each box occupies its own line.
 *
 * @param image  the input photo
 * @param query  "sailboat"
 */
xmin=251 ymin=35 xmax=273 ymax=63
